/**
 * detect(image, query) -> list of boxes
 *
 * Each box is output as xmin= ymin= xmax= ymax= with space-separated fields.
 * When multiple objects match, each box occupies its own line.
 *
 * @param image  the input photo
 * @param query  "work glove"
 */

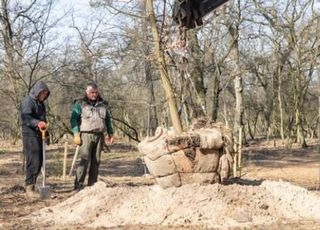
xmin=37 ymin=121 xmax=46 ymax=130
xmin=73 ymin=133 xmax=81 ymax=145
xmin=105 ymin=134 xmax=114 ymax=144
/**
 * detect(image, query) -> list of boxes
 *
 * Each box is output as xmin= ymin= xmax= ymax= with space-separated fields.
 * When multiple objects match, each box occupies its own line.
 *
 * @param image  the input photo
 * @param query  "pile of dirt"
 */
xmin=29 ymin=180 xmax=320 ymax=229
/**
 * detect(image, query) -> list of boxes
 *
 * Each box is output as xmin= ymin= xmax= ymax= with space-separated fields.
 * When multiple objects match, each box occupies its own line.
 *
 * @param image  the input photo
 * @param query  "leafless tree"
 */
xmin=0 ymin=0 xmax=63 ymax=142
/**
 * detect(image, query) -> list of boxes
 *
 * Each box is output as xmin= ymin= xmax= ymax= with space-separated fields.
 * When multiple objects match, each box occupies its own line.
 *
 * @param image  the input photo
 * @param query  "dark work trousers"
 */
xmin=22 ymin=135 xmax=43 ymax=186
xmin=74 ymin=132 xmax=103 ymax=189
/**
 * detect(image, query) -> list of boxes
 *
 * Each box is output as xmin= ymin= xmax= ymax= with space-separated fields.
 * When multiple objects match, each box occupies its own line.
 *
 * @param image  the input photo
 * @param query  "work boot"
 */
xmin=74 ymin=183 xmax=84 ymax=192
xmin=25 ymin=185 xmax=39 ymax=199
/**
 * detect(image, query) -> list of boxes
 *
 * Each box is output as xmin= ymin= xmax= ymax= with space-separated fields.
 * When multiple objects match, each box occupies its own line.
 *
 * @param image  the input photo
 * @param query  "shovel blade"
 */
xmin=38 ymin=186 xmax=51 ymax=199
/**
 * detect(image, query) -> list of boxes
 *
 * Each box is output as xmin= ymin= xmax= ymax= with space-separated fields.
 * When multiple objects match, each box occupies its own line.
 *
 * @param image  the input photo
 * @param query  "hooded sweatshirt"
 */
xmin=20 ymin=81 xmax=50 ymax=136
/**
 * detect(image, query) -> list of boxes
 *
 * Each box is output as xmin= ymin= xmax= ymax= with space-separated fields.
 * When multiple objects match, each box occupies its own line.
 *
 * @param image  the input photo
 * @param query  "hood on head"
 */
xmin=29 ymin=81 xmax=50 ymax=101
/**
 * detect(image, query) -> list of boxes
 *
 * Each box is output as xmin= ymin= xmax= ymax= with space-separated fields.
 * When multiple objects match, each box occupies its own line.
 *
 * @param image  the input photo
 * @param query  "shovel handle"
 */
xmin=40 ymin=128 xmax=47 ymax=187
xmin=69 ymin=145 xmax=80 ymax=177
xmin=40 ymin=128 xmax=47 ymax=140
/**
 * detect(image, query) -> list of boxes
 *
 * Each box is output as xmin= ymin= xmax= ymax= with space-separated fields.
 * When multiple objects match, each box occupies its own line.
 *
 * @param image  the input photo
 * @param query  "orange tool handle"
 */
xmin=40 ymin=128 xmax=47 ymax=140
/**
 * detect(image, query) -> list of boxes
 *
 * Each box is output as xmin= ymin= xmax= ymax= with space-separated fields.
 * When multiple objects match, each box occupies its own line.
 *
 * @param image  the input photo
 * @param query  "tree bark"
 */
xmin=228 ymin=23 xmax=243 ymax=134
xmin=140 ymin=0 xmax=158 ymax=136
xmin=211 ymin=65 xmax=222 ymax=122
xmin=146 ymin=0 xmax=182 ymax=134
xmin=186 ymin=30 xmax=206 ymax=118
xmin=146 ymin=61 xmax=158 ymax=136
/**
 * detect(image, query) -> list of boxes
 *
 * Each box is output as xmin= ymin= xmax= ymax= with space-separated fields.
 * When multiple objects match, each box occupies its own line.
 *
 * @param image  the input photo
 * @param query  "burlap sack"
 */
xmin=166 ymin=133 xmax=200 ymax=151
xmin=144 ymin=155 xmax=176 ymax=177
xmin=218 ymin=151 xmax=234 ymax=182
xmin=139 ymin=124 xmax=234 ymax=188
xmin=194 ymin=148 xmax=220 ymax=173
xmin=197 ymin=128 xmax=224 ymax=149
xmin=172 ymin=149 xmax=194 ymax=173
xmin=155 ymin=173 xmax=181 ymax=188
xmin=180 ymin=172 xmax=220 ymax=184
xmin=138 ymin=127 xmax=170 ymax=161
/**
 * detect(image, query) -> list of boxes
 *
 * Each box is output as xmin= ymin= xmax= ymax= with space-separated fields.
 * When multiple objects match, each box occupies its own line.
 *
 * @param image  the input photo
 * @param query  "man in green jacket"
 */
xmin=70 ymin=83 xmax=114 ymax=191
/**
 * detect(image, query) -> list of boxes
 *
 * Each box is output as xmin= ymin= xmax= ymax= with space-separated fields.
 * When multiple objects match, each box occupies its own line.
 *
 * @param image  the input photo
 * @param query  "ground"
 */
xmin=0 ymin=138 xmax=319 ymax=229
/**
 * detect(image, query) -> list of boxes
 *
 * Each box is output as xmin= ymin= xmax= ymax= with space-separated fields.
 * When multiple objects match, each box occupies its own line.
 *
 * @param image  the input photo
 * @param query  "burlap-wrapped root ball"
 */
xmin=138 ymin=123 xmax=234 ymax=188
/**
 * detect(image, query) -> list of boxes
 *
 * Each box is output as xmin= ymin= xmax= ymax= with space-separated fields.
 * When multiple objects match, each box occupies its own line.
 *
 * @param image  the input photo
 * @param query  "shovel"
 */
xmin=69 ymin=145 xmax=80 ymax=177
xmin=38 ymin=128 xmax=51 ymax=199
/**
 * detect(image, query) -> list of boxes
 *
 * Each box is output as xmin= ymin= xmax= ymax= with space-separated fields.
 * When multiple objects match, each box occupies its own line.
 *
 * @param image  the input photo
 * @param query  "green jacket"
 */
xmin=70 ymin=97 xmax=113 ymax=135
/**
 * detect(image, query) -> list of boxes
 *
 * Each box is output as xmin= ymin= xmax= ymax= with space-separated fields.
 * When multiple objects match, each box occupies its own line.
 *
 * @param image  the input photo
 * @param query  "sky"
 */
xmin=54 ymin=0 xmax=91 ymax=18
xmin=51 ymin=0 xmax=137 ymax=48
xmin=52 ymin=0 xmax=93 ymax=44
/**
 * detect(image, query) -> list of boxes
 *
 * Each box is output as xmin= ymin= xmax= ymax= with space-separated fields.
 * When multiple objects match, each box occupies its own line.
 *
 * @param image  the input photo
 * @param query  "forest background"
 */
xmin=0 ymin=0 xmax=319 ymax=147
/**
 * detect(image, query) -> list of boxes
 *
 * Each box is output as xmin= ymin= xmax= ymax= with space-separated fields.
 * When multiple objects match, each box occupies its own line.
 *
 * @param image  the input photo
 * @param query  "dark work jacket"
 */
xmin=20 ymin=81 xmax=50 ymax=136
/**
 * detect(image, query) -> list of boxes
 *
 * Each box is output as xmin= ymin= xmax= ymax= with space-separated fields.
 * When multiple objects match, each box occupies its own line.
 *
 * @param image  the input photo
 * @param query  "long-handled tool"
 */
xmin=69 ymin=145 xmax=80 ymax=177
xmin=38 ymin=128 xmax=50 ymax=199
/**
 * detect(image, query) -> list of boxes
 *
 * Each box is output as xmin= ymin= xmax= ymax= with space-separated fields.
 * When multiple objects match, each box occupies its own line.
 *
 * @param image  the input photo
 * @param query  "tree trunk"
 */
xmin=140 ymin=0 xmax=158 ymax=136
xmin=186 ymin=30 xmax=206 ymax=118
xmin=146 ymin=61 xmax=158 ymax=136
xmin=211 ymin=65 xmax=222 ymax=122
xmin=294 ymin=71 xmax=307 ymax=147
xmin=278 ymin=69 xmax=285 ymax=142
xmin=222 ymin=90 xmax=229 ymax=127
xmin=146 ymin=0 xmax=182 ymax=134
xmin=228 ymin=28 xmax=243 ymax=134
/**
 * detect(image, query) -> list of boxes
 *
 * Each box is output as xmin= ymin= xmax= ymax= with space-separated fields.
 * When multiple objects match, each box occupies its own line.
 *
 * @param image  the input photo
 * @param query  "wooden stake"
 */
xmin=233 ymin=138 xmax=238 ymax=177
xmin=238 ymin=126 xmax=242 ymax=177
xmin=62 ymin=141 xmax=68 ymax=180
xmin=318 ymin=96 xmax=320 ymax=190
xmin=233 ymin=154 xmax=237 ymax=177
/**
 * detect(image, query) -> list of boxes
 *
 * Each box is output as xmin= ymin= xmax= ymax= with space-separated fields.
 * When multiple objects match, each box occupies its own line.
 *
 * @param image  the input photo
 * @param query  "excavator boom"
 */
xmin=173 ymin=0 xmax=229 ymax=29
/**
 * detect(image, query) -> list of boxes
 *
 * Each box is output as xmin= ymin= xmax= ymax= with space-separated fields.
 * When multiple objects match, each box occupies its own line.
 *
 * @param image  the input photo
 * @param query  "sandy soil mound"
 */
xmin=28 ymin=180 xmax=320 ymax=229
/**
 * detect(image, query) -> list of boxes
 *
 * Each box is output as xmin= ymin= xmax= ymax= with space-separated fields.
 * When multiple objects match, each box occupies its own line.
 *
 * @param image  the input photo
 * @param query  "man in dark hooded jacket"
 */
xmin=20 ymin=81 xmax=50 ymax=198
